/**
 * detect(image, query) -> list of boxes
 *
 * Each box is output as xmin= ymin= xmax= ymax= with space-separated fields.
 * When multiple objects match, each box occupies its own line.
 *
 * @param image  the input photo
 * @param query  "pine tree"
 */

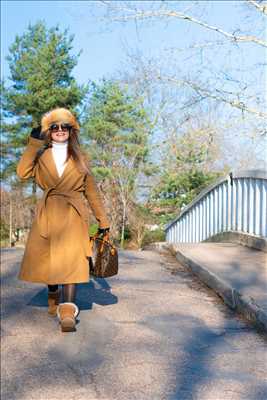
xmin=82 ymin=80 xmax=154 ymax=248
xmin=150 ymin=128 xmax=221 ymax=223
xmin=1 ymin=20 xmax=87 ymax=184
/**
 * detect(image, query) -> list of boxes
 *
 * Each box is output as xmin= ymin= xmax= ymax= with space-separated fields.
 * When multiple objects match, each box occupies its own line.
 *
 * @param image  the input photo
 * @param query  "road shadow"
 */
xmin=28 ymin=277 xmax=118 ymax=311
xmin=2 ymin=248 xmax=267 ymax=400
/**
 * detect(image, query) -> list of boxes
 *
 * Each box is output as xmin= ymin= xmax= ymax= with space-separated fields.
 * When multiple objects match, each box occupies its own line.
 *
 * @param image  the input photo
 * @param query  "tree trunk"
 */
xmin=9 ymin=198 xmax=12 ymax=247
xmin=120 ymin=201 xmax=127 ymax=249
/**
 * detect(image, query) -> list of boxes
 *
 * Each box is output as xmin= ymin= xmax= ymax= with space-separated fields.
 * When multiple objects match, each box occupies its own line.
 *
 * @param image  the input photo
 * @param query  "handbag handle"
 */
xmin=90 ymin=232 xmax=116 ymax=256
xmin=90 ymin=231 xmax=110 ymax=250
xmin=91 ymin=231 xmax=110 ymax=241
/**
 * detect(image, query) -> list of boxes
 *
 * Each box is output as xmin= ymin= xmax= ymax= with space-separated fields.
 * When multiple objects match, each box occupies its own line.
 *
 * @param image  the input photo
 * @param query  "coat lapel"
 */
xmin=60 ymin=156 xmax=74 ymax=181
xmin=42 ymin=148 xmax=73 ymax=184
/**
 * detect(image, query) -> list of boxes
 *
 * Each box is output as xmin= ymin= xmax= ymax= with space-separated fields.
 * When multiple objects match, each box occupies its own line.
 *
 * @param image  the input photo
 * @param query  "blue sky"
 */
xmin=1 ymin=1 xmax=123 ymax=83
xmin=2 ymin=0 xmax=263 ymax=85
xmin=1 ymin=1 xmax=266 ymax=170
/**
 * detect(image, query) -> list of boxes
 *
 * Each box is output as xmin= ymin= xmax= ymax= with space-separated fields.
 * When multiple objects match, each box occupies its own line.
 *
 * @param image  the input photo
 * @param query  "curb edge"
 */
xmin=148 ymin=242 xmax=267 ymax=333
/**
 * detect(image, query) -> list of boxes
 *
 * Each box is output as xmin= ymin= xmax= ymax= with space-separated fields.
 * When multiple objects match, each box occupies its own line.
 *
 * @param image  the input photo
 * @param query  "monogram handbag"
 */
xmin=89 ymin=233 xmax=118 ymax=278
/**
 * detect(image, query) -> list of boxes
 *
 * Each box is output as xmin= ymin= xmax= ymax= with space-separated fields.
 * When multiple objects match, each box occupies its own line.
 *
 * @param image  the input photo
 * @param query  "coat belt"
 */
xmin=37 ymin=187 xmax=85 ymax=239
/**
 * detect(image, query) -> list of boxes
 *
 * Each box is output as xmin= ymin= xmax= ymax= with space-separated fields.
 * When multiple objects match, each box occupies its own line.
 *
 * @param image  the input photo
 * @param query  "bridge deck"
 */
xmin=2 ymin=248 xmax=267 ymax=400
xmin=171 ymin=243 xmax=267 ymax=315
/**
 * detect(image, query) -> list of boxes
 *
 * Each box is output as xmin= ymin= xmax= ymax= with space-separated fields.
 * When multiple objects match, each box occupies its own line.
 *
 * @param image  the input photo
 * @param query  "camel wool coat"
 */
xmin=17 ymin=136 xmax=110 ymax=284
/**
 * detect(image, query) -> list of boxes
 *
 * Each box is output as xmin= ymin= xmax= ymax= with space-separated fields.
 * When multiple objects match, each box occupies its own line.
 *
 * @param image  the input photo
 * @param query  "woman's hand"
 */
xmin=97 ymin=227 xmax=110 ymax=236
xmin=30 ymin=126 xmax=45 ymax=140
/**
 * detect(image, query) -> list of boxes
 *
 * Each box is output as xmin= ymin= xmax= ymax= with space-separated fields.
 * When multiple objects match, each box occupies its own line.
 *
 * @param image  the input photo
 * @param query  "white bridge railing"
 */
xmin=165 ymin=170 xmax=267 ymax=243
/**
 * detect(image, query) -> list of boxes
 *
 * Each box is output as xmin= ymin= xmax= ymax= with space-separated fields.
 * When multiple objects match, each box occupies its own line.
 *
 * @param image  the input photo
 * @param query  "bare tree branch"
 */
xmin=166 ymin=39 xmax=231 ymax=53
xmin=100 ymin=1 xmax=267 ymax=48
xmin=247 ymin=0 xmax=267 ymax=16
xmin=158 ymin=75 xmax=267 ymax=118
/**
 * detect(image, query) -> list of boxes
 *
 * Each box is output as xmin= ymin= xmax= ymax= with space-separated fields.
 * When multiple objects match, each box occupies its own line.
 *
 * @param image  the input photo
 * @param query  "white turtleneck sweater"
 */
xmin=51 ymin=141 xmax=68 ymax=177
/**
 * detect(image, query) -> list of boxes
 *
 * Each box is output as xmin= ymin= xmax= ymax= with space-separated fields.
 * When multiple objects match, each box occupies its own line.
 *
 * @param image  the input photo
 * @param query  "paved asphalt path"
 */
xmin=1 ymin=247 xmax=267 ymax=400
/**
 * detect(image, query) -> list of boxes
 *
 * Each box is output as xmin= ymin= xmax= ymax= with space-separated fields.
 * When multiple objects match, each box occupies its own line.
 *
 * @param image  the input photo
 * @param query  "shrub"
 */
xmin=89 ymin=223 xmax=99 ymax=236
xmin=141 ymin=228 xmax=166 ymax=247
xmin=0 ymin=219 xmax=9 ymax=240
xmin=122 ymin=226 xmax=132 ymax=240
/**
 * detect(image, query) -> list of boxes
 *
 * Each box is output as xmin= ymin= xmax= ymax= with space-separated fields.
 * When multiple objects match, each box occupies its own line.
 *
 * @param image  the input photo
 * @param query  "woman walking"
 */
xmin=17 ymin=107 xmax=110 ymax=332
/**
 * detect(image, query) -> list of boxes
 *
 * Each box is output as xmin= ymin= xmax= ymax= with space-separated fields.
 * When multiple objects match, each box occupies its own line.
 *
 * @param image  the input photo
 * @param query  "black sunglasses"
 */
xmin=49 ymin=123 xmax=72 ymax=133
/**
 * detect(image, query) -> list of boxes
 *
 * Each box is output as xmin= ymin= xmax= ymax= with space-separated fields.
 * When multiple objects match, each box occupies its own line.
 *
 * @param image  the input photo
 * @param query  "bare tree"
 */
xmin=98 ymin=1 xmax=266 ymax=120
xmin=100 ymin=0 xmax=267 ymax=47
xmin=1 ymin=185 xmax=34 ymax=245
xmin=90 ymin=0 xmax=266 ymax=172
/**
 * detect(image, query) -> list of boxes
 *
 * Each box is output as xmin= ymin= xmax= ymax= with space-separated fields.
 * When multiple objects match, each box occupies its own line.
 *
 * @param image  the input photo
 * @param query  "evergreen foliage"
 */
xmin=1 ymin=21 xmax=87 ymax=182
xmin=83 ymin=80 xmax=152 ymax=179
xmin=150 ymin=129 xmax=221 ymax=222
xmin=82 ymin=80 xmax=155 ymax=247
xmin=152 ymin=169 xmax=219 ymax=208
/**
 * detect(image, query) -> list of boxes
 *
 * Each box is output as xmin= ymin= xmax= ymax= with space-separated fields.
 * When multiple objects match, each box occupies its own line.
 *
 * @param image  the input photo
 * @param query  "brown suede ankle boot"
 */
xmin=57 ymin=302 xmax=79 ymax=332
xmin=48 ymin=289 xmax=60 ymax=316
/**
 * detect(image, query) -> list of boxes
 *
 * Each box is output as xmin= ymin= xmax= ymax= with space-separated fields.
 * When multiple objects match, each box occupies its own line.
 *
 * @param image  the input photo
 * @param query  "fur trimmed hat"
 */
xmin=41 ymin=107 xmax=80 ymax=133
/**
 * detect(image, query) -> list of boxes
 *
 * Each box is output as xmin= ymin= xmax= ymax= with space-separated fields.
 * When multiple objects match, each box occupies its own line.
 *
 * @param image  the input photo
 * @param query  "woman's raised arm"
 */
xmin=17 ymin=133 xmax=44 ymax=180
